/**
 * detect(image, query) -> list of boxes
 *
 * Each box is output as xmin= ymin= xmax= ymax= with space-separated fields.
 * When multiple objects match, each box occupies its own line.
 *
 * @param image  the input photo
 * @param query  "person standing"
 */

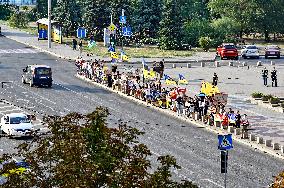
xmin=159 ymin=60 xmax=165 ymax=80
xmin=72 ymin=38 xmax=77 ymax=50
xmin=271 ymin=67 xmax=278 ymax=87
xmin=262 ymin=67 xmax=268 ymax=86
xmin=212 ymin=73 xmax=218 ymax=86
xmin=79 ymin=40 xmax=83 ymax=55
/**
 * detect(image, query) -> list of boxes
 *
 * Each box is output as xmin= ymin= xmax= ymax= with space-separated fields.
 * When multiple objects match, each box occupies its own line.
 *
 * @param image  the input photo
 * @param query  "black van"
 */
xmin=22 ymin=65 xmax=52 ymax=87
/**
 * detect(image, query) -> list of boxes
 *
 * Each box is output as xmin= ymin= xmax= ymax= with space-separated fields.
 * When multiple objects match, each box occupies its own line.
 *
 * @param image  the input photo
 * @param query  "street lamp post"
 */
xmin=48 ymin=0 xmax=51 ymax=48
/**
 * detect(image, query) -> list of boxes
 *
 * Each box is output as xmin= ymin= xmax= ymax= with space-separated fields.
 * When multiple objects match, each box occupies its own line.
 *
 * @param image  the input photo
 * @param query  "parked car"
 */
xmin=241 ymin=45 xmax=260 ymax=59
xmin=217 ymin=43 xmax=238 ymax=60
xmin=0 ymin=113 xmax=34 ymax=137
xmin=22 ymin=65 xmax=52 ymax=87
xmin=265 ymin=45 xmax=281 ymax=59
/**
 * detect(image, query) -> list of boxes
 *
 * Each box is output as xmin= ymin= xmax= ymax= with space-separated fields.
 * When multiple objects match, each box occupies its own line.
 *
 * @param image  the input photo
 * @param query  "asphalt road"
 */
xmin=0 ymin=36 xmax=283 ymax=188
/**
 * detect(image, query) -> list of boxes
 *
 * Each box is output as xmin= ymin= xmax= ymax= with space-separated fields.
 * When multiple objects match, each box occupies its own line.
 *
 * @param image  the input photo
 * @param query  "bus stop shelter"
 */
xmin=36 ymin=18 xmax=62 ymax=44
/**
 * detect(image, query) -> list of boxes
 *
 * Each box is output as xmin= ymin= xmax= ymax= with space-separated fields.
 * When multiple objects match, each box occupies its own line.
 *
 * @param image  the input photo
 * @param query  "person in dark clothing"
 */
xmin=235 ymin=111 xmax=241 ymax=128
xmin=72 ymin=38 xmax=77 ymax=50
xmin=79 ymin=40 xmax=83 ymax=55
xmin=159 ymin=60 xmax=165 ymax=80
xmin=271 ymin=67 xmax=278 ymax=87
xmin=107 ymin=74 xmax=113 ymax=88
xmin=262 ymin=67 xmax=268 ymax=86
xmin=111 ymin=64 xmax=117 ymax=74
xmin=212 ymin=73 xmax=218 ymax=86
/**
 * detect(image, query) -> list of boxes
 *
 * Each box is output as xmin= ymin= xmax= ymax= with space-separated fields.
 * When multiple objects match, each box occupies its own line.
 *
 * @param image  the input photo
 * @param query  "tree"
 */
xmin=183 ymin=19 xmax=212 ymax=47
xmin=132 ymin=0 xmax=162 ymax=43
xmin=0 ymin=108 xmax=197 ymax=187
xmin=34 ymin=0 xmax=57 ymax=19
xmin=53 ymin=0 xmax=81 ymax=36
xmin=158 ymin=0 xmax=184 ymax=50
xmin=0 ymin=4 xmax=16 ymax=20
xmin=208 ymin=0 xmax=259 ymax=38
xmin=80 ymin=0 xmax=111 ymax=41
xmin=8 ymin=12 xmax=29 ymax=28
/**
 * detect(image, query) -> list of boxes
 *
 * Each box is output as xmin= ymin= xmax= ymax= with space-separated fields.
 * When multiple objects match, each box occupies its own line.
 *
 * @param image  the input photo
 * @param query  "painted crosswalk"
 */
xmin=0 ymin=49 xmax=37 ymax=54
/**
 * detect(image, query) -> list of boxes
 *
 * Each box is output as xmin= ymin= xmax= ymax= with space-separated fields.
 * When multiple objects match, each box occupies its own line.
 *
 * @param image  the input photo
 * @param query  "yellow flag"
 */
xmin=108 ymin=23 xmax=117 ymax=31
xmin=122 ymin=54 xmax=130 ymax=61
xmin=178 ymin=79 xmax=188 ymax=85
xmin=111 ymin=52 xmax=118 ymax=59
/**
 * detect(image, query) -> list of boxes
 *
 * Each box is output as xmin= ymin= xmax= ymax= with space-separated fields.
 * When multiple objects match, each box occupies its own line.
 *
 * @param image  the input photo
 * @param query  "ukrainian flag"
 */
xmin=164 ymin=74 xmax=177 ymax=85
xmin=111 ymin=52 xmax=119 ymax=59
xmin=178 ymin=74 xmax=188 ymax=85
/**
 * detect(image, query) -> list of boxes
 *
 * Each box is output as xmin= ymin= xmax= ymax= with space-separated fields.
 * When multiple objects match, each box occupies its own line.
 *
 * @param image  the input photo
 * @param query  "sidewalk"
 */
xmin=0 ymin=24 xmax=215 ymax=63
xmin=164 ymin=64 xmax=284 ymax=146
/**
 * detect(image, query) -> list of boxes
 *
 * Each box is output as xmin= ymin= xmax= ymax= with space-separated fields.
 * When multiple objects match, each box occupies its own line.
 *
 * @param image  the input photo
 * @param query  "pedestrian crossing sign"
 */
xmin=218 ymin=134 xmax=233 ymax=150
xmin=108 ymin=23 xmax=117 ymax=32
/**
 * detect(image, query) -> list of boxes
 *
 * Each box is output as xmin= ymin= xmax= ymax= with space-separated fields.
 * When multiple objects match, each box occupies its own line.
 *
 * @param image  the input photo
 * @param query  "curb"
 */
xmin=250 ymin=97 xmax=284 ymax=113
xmin=76 ymin=74 xmax=284 ymax=160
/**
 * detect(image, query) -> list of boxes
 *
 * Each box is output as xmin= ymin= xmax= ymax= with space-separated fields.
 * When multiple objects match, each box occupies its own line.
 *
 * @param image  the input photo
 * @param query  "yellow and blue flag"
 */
xmin=178 ymin=74 xmax=188 ymax=85
xmin=164 ymin=74 xmax=177 ymax=85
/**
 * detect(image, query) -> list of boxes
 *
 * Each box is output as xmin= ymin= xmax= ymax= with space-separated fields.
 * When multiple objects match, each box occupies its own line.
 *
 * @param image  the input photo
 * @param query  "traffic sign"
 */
xmin=108 ymin=23 xmax=117 ymax=32
xmin=77 ymin=28 xmax=87 ymax=38
xmin=122 ymin=27 xmax=132 ymax=37
xmin=218 ymin=134 xmax=233 ymax=150
xmin=119 ymin=16 xmax=127 ymax=24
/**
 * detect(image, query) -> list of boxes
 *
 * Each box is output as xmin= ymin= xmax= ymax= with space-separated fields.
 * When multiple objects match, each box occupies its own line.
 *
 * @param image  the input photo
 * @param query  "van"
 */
xmin=22 ymin=65 xmax=52 ymax=87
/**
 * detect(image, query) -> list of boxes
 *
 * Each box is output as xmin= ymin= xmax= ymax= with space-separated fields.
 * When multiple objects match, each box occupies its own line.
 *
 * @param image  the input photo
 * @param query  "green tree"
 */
xmin=53 ymin=0 xmax=81 ymax=36
xmin=208 ymin=0 xmax=259 ymax=38
xmin=158 ymin=0 xmax=184 ymax=50
xmin=132 ymin=0 xmax=162 ymax=43
xmin=0 ymin=4 xmax=16 ymax=20
xmin=8 ymin=12 xmax=29 ymax=28
xmin=0 ymin=108 xmax=197 ymax=187
xmin=80 ymin=0 xmax=111 ymax=41
xmin=180 ymin=0 xmax=209 ymax=21
xmin=183 ymin=19 xmax=212 ymax=47
xmin=34 ymin=0 xmax=57 ymax=19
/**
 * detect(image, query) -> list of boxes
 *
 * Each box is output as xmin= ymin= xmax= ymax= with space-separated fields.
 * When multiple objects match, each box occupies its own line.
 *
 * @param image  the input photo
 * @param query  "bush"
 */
xmin=251 ymin=92 xmax=263 ymax=98
xmin=199 ymin=36 xmax=212 ymax=51
xmin=269 ymin=97 xmax=281 ymax=104
xmin=262 ymin=94 xmax=273 ymax=101
xmin=8 ymin=12 xmax=28 ymax=28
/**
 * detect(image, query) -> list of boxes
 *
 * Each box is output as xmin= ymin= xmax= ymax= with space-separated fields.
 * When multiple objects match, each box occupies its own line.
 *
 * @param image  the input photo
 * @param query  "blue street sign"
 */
xmin=119 ymin=16 xmax=127 ymax=24
xmin=39 ymin=29 xmax=47 ymax=39
xmin=218 ymin=134 xmax=233 ymax=150
xmin=77 ymin=28 xmax=87 ymax=38
xmin=122 ymin=27 xmax=132 ymax=37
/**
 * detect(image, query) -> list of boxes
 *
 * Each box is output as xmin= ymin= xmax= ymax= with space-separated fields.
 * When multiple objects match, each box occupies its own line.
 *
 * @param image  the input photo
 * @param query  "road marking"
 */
xmin=0 ymin=106 xmax=14 ymax=109
xmin=0 ymin=49 xmax=37 ymax=54
xmin=200 ymin=179 xmax=224 ymax=188
xmin=0 ymin=109 xmax=23 ymax=113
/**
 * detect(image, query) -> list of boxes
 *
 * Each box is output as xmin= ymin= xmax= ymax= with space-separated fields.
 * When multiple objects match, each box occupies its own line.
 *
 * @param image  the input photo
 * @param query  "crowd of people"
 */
xmin=75 ymin=57 xmax=250 ymax=138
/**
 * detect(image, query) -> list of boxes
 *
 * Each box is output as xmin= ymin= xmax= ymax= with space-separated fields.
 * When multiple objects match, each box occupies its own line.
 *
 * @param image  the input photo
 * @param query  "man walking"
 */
xmin=271 ymin=67 xmax=278 ymax=87
xmin=72 ymin=38 xmax=77 ymax=50
xmin=212 ymin=73 xmax=218 ymax=86
xmin=262 ymin=67 xmax=268 ymax=86
xmin=79 ymin=40 xmax=83 ymax=55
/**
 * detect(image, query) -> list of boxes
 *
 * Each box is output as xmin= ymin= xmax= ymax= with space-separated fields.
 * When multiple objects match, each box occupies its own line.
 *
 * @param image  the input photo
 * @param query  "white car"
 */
xmin=241 ymin=45 xmax=260 ymax=59
xmin=0 ymin=113 xmax=34 ymax=137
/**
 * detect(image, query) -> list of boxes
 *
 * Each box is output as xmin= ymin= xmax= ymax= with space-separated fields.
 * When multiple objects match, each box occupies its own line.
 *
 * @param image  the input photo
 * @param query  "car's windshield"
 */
xmin=10 ymin=116 xmax=30 ymax=124
xmin=246 ymin=46 xmax=257 ymax=49
xmin=267 ymin=46 xmax=279 ymax=50
xmin=224 ymin=45 xmax=235 ymax=49
xmin=35 ymin=68 xmax=51 ymax=75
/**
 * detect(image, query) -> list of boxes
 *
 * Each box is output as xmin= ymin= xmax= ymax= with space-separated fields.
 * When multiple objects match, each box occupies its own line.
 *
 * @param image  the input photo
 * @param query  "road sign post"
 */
xmin=218 ymin=134 xmax=233 ymax=188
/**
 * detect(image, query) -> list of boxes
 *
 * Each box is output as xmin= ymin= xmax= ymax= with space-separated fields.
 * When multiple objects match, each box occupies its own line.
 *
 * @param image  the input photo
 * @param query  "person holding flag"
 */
xmin=178 ymin=74 xmax=188 ymax=85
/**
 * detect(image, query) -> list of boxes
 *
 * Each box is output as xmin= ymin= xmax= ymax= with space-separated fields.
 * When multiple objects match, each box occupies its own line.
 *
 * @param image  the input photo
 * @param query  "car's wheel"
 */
xmin=22 ymin=77 xmax=26 ymax=84
xmin=220 ymin=56 xmax=224 ymax=60
xmin=277 ymin=55 xmax=280 ymax=59
xmin=243 ymin=55 xmax=247 ymax=59
xmin=48 ymin=83 xmax=52 ymax=88
xmin=265 ymin=55 xmax=268 ymax=59
xmin=235 ymin=56 xmax=239 ymax=60
xmin=29 ymin=80 xmax=33 ymax=87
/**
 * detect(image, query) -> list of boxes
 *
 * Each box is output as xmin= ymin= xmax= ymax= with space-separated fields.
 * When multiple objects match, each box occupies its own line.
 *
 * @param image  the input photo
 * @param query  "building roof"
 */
xmin=36 ymin=18 xmax=59 ymax=25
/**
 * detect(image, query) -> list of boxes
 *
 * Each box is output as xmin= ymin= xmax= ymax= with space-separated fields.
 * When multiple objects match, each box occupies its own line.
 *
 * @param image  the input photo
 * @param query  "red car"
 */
xmin=217 ymin=43 xmax=239 ymax=60
xmin=265 ymin=45 xmax=281 ymax=59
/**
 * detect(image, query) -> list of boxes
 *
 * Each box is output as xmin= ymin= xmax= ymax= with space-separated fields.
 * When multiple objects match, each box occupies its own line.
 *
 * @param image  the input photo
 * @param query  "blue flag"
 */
xmin=164 ymin=74 xmax=171 ymax=80
xmin=179 ymin=74 xmax=186 ymax=80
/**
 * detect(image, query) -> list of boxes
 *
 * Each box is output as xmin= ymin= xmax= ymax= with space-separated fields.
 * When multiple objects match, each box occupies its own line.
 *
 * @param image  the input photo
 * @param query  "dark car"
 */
xmin=265 ymin=45 xmax=280 ymax=59
xmin=22 ymin=65 xmax=52 ymax=87
xmin=217 ymin=43 xmax=238 ymax=60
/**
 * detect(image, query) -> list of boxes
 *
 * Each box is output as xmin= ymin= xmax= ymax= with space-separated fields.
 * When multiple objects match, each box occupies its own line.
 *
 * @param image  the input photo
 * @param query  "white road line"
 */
xmin=0 ymin=109 xmax=23 ymax=113
xmin=0 ymin=106 xmax=14 ymax=109
xmin=200 ymin=179 xmax=224 ymax=188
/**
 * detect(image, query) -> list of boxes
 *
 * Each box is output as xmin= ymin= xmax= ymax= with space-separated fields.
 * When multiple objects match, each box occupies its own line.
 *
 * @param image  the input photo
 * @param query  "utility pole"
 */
xmin=121 ymin=9 xmax=125 ymax=52
xmin=48 ymin=0 xmax=51 ymax=48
